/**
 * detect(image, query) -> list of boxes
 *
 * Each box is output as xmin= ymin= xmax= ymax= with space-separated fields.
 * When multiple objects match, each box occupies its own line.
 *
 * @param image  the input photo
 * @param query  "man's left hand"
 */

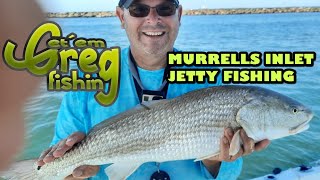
xmin=212 ymin=128 xmax=270 ymax=162
xmin=202 ymin=128 xmax=270 ymax=177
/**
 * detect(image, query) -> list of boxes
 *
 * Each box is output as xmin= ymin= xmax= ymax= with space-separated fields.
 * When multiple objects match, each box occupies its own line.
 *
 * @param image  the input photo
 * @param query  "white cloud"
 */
xmin=37 ymin=0 xmax=320 ymax=12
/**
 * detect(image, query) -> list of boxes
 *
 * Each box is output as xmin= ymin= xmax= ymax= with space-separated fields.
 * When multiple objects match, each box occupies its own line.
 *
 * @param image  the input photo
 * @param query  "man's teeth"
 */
xmin=144 ymin=32 xmax=164 ymax=36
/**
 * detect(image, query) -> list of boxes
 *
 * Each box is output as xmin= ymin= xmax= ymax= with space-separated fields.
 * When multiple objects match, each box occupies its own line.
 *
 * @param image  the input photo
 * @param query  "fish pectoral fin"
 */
xmin=194 ymin=153 xmax=220 ymax=162
xmin=229 ymin=130 xmax=243 ymax=156
xmin=105 ymin=162 xmax=142 ymax=180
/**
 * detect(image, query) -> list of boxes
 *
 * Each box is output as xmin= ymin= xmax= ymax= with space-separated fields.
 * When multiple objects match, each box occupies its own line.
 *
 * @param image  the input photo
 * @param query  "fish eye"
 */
xmin=292 ymin=108 xmax=298 ymax=113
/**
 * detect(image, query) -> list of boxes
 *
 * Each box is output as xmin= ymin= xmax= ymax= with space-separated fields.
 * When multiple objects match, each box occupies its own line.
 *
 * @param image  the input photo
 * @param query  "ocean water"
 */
xmin=20 ymin=13 xmax=320 ymax=179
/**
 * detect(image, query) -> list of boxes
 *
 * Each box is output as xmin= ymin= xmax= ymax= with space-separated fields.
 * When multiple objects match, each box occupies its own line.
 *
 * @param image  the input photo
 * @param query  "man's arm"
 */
xmin=37 ymin=92 xmax=100 ymax=179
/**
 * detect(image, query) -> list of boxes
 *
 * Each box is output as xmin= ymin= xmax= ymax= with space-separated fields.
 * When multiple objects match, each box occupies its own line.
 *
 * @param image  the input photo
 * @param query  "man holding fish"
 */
xmin=37 ymin=0 xmax=270 ymax=179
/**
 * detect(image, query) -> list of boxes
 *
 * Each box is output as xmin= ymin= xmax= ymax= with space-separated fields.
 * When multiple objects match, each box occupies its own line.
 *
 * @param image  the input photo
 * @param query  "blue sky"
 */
xmin=39 ymin=0 xmax=320 ymax=12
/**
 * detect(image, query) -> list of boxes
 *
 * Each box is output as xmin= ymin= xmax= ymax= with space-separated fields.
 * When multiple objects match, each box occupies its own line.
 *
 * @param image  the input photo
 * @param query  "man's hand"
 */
xmin=202 ymin=128 xmax=270 ymax=177
xmin=37 ymin=132 xmax=99 ymax=179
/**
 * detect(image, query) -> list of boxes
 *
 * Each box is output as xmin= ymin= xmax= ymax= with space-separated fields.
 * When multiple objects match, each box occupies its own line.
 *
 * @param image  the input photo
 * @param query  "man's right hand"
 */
xmin=37 ymin=132 xmax=100 ymax=179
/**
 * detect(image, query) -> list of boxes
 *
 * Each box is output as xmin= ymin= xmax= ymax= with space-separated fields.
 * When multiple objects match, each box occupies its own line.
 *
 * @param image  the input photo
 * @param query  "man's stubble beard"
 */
xmin=141 ymin=37 xmax=172 ymax=55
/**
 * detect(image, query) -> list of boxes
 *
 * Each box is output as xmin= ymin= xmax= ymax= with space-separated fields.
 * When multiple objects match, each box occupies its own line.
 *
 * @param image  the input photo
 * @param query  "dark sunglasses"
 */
xmin=128 ymin=2 xmax=178 ymax=17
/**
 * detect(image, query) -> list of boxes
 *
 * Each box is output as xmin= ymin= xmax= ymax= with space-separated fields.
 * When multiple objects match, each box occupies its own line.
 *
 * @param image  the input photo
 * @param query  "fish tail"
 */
xmin=0 ymin=159 xmax=37 ymax=180
xmin=4 ymin=171 xmax=35 ymax=180
xmin=2 ymin=171 xmax=37 ymax=180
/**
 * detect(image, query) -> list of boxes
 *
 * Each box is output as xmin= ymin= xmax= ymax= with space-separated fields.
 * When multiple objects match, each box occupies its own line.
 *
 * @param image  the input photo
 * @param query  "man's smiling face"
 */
xmin=117 ymin=0 xmax=182 ymax=55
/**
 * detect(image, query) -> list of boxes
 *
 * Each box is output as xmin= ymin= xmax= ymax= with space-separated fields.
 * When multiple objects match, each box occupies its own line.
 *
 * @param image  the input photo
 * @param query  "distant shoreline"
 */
xmin=47 ymin=7 xmax=320 ymax=18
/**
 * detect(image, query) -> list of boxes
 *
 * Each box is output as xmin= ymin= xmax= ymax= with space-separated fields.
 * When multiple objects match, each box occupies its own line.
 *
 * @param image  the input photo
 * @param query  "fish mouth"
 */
xmin=289 ymin=109 xmax=314 ymax=134
xmin=289 ymin=119 xmax=311 ymax=134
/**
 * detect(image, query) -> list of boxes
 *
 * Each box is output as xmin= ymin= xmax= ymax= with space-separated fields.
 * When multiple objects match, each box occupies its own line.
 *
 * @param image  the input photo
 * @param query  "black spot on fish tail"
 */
xmin=37 ymin=166 xmax=41 ymax=170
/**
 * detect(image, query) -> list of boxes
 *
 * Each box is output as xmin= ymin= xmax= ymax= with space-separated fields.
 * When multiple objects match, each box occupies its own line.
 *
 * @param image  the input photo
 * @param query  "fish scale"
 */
xmin=11 ymin=85 xmax=313 ymax=180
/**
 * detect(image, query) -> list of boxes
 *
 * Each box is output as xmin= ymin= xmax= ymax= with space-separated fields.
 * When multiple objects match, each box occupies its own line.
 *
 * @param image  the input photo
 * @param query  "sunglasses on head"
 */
xmin=128 ymin=2 xmax=178 ymax=17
